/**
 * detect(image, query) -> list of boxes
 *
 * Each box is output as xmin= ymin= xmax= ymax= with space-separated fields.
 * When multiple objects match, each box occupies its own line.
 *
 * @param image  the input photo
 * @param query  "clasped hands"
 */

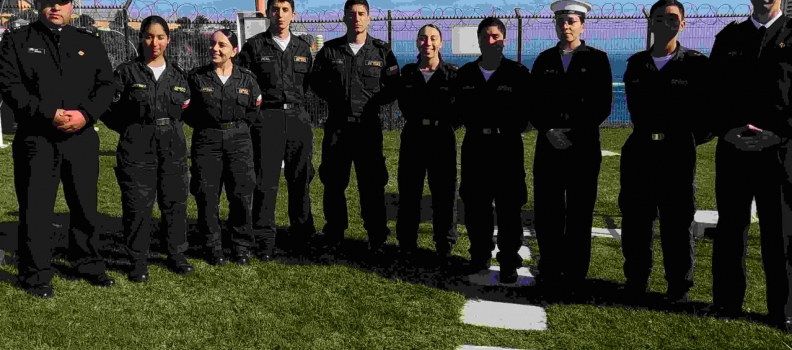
xmin=52 ymin=108 xmax=87 ymax=133
xmin=547 ymin=128 xmax=572 ymax=149
xmin=724 ymin=124 xmax=781 ymax=152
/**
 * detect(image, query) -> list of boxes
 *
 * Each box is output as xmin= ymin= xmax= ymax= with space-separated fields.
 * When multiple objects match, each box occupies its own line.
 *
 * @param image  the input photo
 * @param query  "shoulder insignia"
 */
xmin=716 ymin=20 xmax=740 ymax=37
xmin=372 ymin=39 xmax=391 ymax=50
xmin=445 ymin=63 xmax=459 ymax=71
xmin=171 ymin=62 xmax=186 ymax=74
xmin=238 ymin=66 xmax=255 ymax=76
xmin=76 ymin=27 xmax=100 ymax=38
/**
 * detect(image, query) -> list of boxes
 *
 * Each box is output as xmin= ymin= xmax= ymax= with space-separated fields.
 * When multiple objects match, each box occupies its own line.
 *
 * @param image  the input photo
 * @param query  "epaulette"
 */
xmin=686 ymin=49 xmax=704 ymax=57
xmin=171 ymin=62 xmax=186 ymax=75
xmin=445 ymin=62 xmax=459 ymax=71
xmin=296 ymin=34 xmax=311 ymax=46
xmin=76 ymin=26 xmax=100 ymax=38
xmin=238 ymin=66 xmax=255 ymax=76
xmin=188 ymin=66 xmax=202 ymax=76
xmin=372 ymin=38 xmax=391 ymax=50
xmin=716 ymin=20 xmax=740 ymax=37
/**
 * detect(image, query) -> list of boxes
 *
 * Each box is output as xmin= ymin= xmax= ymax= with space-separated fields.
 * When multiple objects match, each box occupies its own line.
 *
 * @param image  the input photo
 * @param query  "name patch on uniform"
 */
xmin=366 ymin=60 xmax=383 ymax=67
xmin=544 ymin=69 xmax=557 ymax=74
xmin=463 ymin=86 xmax=475 ymax=90
xmin=333 ymin=59 xmax=344 ymax=65
xmin=387 ymin=65 xmax=398 ymax=76
xmin=728 ymin=51 xmax=739 ymax=56
xmin=671 ymin=79 xmax=688 ymax=86
xmin=294 ymin=56 xmax=308 ymax=63
xmin=497 ymin=85 xmax=512 ymax=92
xmin=132 ymin=83 xmax=147 ymax=89
xmin=173 ymin=86 xmax=186 ymax=93
xmin=27 ymin=47 xmax=45 ymax=54
xmin=631 ymin=79 xmax=640 ymax=83
xmin=258 ymin=56 xmax=274 ymax=62
xmin=439 ymin=86 xmax=449 ymax=91
xmin=238 ymin=88 xmax=250 ymax=95
xmin=201 ymin=87 xmax=213 ymax=93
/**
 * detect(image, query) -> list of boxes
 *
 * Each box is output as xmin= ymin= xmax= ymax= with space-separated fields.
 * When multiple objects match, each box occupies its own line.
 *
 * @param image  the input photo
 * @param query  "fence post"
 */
xmin=387 ymin=10 xmax=392 ymax=43
xmin=122 ymin=8 xmax=130 ymax=59
xmin=643 ymin=7 xmax=652 ymax=51
xmin=515 ymin=7 xmax=522 ymax=63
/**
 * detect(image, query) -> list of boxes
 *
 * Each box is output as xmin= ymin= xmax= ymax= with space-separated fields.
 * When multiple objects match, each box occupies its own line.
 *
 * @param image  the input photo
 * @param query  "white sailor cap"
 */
xmin=550 ymin=0 xmax=593 ymax=17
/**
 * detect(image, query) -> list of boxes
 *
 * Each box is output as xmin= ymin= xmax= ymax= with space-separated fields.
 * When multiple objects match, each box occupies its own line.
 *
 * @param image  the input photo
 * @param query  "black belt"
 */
xmin=262 ymin=103 xmax=299 ymax=110
xmin=207 ymin=120 xmax=243 ymax=130
xmin=135 ymin=118 xmax=172 ymax=126
xmin=419 ymin=119 xmax=440 ymax=126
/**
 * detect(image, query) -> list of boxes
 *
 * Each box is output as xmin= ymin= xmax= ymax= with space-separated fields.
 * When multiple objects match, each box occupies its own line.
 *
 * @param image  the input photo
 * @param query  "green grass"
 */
xmin=0 ymin=126 xmax=788 ymax=349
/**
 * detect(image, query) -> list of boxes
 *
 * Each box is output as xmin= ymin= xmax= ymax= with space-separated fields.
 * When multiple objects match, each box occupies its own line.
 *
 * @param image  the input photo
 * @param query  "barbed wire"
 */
xmin=78 ymin=0 xmax=751 ymax=23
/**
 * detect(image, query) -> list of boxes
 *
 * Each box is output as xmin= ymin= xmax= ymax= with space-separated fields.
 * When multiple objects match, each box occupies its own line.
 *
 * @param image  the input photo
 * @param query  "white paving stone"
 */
xmin=601 ymin=150 xmax=620 ymax=156
xmin=492 ymin=245 xmax=532 ymax=260
xmin=592 ymin=227 xmax=621 ymax=239
xmin=468 ymin=266 xmax=535 ymax=287
xmin=462 ymin=299 xmax=547 ymax=331
xmin=458 ymin=346 xmax=528 ymax=350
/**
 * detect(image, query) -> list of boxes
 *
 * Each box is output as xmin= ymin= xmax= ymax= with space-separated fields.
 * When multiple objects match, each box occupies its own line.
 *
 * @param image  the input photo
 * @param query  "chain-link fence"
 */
xmin=0 ymin=2 xmax=752 ymax=129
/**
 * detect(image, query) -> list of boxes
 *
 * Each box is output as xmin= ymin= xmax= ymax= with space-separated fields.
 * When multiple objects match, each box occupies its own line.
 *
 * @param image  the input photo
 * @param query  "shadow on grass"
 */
xmin=384 ymin=193 xmax=536 ymax=227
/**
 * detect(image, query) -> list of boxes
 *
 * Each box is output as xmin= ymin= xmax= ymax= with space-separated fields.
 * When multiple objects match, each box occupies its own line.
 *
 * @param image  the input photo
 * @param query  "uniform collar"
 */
xmin=645 ymin=41 xmax=686 ymax=60
xmin=751 ymin=11 xmax=783 ymax=29
xmin=264 ymin=30 xmax=293 ymax=48
xmin=556 ymin=40 xmax=589 ymax=55
xmin=134 ymin=57 xmax=176 ymax=80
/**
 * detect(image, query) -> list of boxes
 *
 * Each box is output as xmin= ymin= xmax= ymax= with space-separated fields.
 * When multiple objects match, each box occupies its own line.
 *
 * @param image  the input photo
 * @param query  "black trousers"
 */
xmin=396 ymin=122 xmax=458 ymax=252
xmin=533 ymin=135 xmax=602 ymax=284
xmin=319 ymin=120 xmax=390 ymax=244
xmin=459 ymin=132 xmax=526 ymax=269
xmin=190 ymin=121 xmax=256 ymax=254
xmin=251 ymin=108 xmax=315 ymax=237
xmin=618 ymin=133 xmax=696 ymax=293
xmin=13 ymin=127 xmax=106 ymax=287
xmin=714 ymin=141 xmax=792 ymax=319
xmin=114 ymin=122 xmax=189 ymax=262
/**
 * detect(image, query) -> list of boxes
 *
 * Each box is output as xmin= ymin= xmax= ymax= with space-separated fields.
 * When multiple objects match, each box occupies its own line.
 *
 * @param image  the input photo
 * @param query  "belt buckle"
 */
xmin=220 ymin=122 xmax=234 ymax=130
xmin=652 ymin=133 xmax=664 ymax=141
xmin=422 ymin=119 xmax=430 ymax=126
xmin=483 ymin=128 xmax=491 ymax=135
xmin=155 ymin=118 xmax=168 ymax=126
xmin=283 ymin=103 xmax=289 ymax=109
xmin=347 ymin=117 xmax=357 ymax=123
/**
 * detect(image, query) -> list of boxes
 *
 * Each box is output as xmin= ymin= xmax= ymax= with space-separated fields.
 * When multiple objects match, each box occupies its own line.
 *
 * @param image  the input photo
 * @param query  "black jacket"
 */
xmin=103 ymin=58 xmax=190 ymax=133
xmin=624 ymin=44 xmax=713 ymax=145
xmin=309 ymin=34 xmax=400 ymax=122
xmin=397 ymin=60 xmax=458 ymax=127
xmin=184 ymin=64 xmax=262 ymax=129
xmin=0 ymin=20 xmax=115 ymax=133
xmin=530 ymin=41 xmax=613 ymax=138
xmin=452 ymin=56 xmax=531 ymax=135
xmin=710 ymin=16 xmax=792 ymax=139
xmin=238 ymin=31 xmax=313 ymax=107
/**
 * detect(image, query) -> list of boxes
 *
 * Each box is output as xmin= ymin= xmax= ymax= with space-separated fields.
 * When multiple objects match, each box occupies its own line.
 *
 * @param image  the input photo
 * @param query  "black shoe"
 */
xmin=709 ymin=304 xmax=744 ymax=320
xmin=85 ymin=273 xmax=115 ymax=288
xmin=466 ymin=258 xmax=491 ymax=275
xmin=619 ymin=283 xmax=648 ymax=305
xmin=499 ymin=266 xmax=518 ymax=284
xmin=399 ymin=246 xmax=418 ymax=266
xmin=234 ymin=252 xmax=250 ymax=266
xmin=367 ymin=242 xmax=387 ymax=264
xmin=207 ymin=249 xmax=227 ymax=266
xmin=128 ymin=260 xmax=149 ymax=283
xmin=665 ymin=289 xmax=690 ymax=304
xmin=167 ymin=255 xmax=194 ymax=275
xmin=255 ymin=234 xmax=277 ymax=262
xmin=25 ymin=283 xmax=54 ymax=298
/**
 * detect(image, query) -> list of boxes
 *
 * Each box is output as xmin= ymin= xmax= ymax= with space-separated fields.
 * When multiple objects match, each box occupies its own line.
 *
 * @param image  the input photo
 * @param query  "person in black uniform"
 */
xmin=0 ymin=0 xmax=116 ymax=297
xmin=238 ymin=0 xmax=316 ymax=260
xmin=102 ymin=16 xmax=194 ymax=282
xmin=619 ymin=0 xmax=712 ymax=304
xmin=184 ymin=29 xmax=262 ymax=266
xmin=709 ymin=0 xmax=792 ymax=332
xmin=395 ymin=24 xmax=459 ymax=266
xmin=309 ymin=0 xmax=400 ymax=259
xmin=453 ymin=17 xmax=531 ymax=283
xmin=529 ymin=0 xmax=612 ymax=295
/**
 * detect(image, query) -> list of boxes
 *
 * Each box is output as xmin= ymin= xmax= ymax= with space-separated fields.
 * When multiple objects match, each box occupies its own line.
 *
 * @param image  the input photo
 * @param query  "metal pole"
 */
xmin=122 ymin=7 xmax=130 ymax=59
xmin=643 ymin=7 xmax=652 ymax=51
xmin=387 ymin=10 xmax=392 ymax=43
xmin=515 ymin=7 xmax=522 ymax=63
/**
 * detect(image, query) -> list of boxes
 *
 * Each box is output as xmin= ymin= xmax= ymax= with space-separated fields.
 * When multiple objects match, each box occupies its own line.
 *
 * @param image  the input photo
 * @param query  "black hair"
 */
xmin=137 ymin=15 xmax=170 ymax=60
xmin=266 ymin=0 xmax=295 ymax=14
xmin=477 ymin=17 xmax=506 ymax=39
xmin=415 ymin=24 xmax=444 ymax=62
xmin=344 ymin=0 xmax=369 ymax=14
xmin=214 ymin=29 xmax=239 ymax=64
xmin=649 ymin=0 xmax=685 ymax=20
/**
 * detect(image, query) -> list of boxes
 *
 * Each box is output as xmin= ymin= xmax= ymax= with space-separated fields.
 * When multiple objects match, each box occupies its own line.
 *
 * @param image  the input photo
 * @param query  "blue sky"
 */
xmin=113 ymin=0 xmax=752 ymax=17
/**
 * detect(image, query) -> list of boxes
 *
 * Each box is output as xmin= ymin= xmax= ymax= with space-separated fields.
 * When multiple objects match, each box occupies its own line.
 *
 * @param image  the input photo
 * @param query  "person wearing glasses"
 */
xmin=529 ymin=0 xmax=612 ymax=298
xmin=395 ymin=24 xmax=459 ymax=268
xmin=619 ymin=0 xmax=712 ymax=305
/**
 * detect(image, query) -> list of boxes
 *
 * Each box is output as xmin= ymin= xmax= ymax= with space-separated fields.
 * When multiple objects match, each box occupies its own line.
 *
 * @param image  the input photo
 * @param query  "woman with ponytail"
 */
xmin=183 ymin=29 xmax=263 ymax=266
xmin=395 ymin=24 xmax=460 ymax=267
xmin=103 ymin=15 xmax=194 ymax=282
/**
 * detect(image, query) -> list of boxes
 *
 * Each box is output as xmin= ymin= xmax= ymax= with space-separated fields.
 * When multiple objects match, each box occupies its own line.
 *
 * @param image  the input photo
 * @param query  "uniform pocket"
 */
xmin=363 ymin=67 xmax=381 ymax=91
